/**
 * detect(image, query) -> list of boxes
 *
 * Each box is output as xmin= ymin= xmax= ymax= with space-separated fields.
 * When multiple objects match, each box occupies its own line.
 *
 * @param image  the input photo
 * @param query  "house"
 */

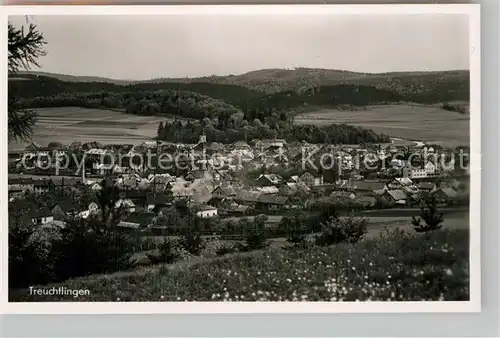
xmin=169 ymin=186 xmax=195 ymax=201
xmin=8 ymin=178 xmax=35 ymax=194
xmin=299 ymin=171 xmax=324 ymax=187
xmin=148 ymin=174 xmax=172 ymax=191
xmin=256 ymin=174 xmax=282 ymax=186
xmin=24 ymin=142 xmax=50 ymax=157
xmin=402 ymin=164 xmax=428 ymax=179
xmin=233 ymin=190 xmax=261 ymax=206
xmin=331 ymin=191 xmax=356 ymax=199
xmin=264 ymin=139 xmax=286 ymax=148
xmin=352 ymin=181 xmax=388 ymax=196
xmin=424 ymin=161 xmax=437 ymax=175
xmin=51 ymin=201 xmax=80 ymax=218
xmin=223 ymin=203 xmax=250 ymax=215
xmin=115 ymin=199 xmax=136 ymax=213
xmin=211 ymin=186 xmax=237 ymax=199
xmin=279 ymin=182 xmax=299 ymax=196
xmin=146 ymin=194 xmax=171 ymax=213
xmin=256 ymin=194 xmax=289 ymax=210
xmin=389 ymin=177 xmax=413 ymax=188
xmin=232 ymin=141 xmax=251 ymax=151
xmin=356 ymin=196 xmax=377 ymax=208
xmin=29 ymin=209 xmax=54 ymax=225
xmin=257 ymin=186 xmax=280 ymax=194
xmin=8 ymin=189 xmax=24 ymax=200
xmin=185 ymin=169 xmax=213 ymax=183
xmin=88 ymin=202 xmax=100 ymax=213
xmin=33 ymin=179 xmax=51 ymax=194
xmin=117 ymin=220 xmax=141 ymax=230
xmin=90 ymin=182 xmax=102 ymax=191
xmin=196 ymin=205 xmax=218 ymax=218
xmin=381 ymin=189 xmax=408 ymax=205
xmin=434 ymin=187 xmax=459 ymax=201
xmin=418 ymin=181 xmax=436 ymax=192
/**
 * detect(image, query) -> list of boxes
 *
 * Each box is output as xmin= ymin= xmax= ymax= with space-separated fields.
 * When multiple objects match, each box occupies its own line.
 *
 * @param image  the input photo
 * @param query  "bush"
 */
xmin=146 ymin=237 xmax=180 ymax=264
xmin=215 ymin=243 xmax=241 ymax=256
xmin=278 ymin=216 xmax=308 ymax=246
xmin=52 ymin=218 xmax=134 ymax=281
xmin=179 ymin=217 xmax=206 ymax=256
xmin=412 ymin=195 xmax=444 ymax=233
xmin=243 ymin=215 xmax=269 ymax=251
xmin=316 ymin=213 xmax=368 ymax=246
xmin=8 ymin=221 xmax=59 ymax=288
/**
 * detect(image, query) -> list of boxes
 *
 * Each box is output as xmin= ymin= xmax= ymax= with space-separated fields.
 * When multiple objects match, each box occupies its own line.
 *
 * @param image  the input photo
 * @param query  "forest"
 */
xmin=9 ymin=71 xmax=469 ymax=145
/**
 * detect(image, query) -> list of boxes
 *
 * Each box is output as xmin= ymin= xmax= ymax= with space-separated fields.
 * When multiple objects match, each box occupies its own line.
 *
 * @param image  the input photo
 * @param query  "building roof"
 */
xmin=394 ymin=177 xmax=413 ymax=186
xmin=258 ymin=174 xmax=282 ymax=185
xmin=115 ymin=199 xmax=136 ymax=208
xmin=257 ymin=194 xmax=288 ymax=205
xmin=8 ymin=178 xmax=34 ymax=185
xmin=300 ymin=171 xmax=322 ymax=178
xmin=331 ymin=191 xmax=355 ymax=198
xmin=28 ymin=208 xmax=53 ymax=218
xmin=436 ymin=187 xmax=459 ymax=198
xmin=146 ymin=193 xmax=170 ymax=205
xmin=385 ymin=189 xmax=408 ymax=201
xmin=418 ymin=182 xmax=435 ymax=190
xmin=257 ymin=186 xmax=280 ymax=194
xmin=353 ymin=181 xmax=387 ymax=192
xmin=33 ymin=179 xmax=51 ymax=187
xmin=234 ymin=190 xmax=261 ymax=203
xmin=197 ymin=205 xmax=218 ymax=212
xmin=212 ymin=185 xmax=237 ymax=196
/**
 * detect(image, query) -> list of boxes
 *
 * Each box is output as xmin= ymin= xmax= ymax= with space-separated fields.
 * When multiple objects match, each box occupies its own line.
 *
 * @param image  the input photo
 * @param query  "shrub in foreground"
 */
xmin=316 ymin=213 xmax=368 ymax=246
xmin=11 ymin=228 xmax=469 ymax=302
xmin=412 ymin=195 xmax=444 ymax=233
xmin=242 ymin=215 xmax=269 ymax=251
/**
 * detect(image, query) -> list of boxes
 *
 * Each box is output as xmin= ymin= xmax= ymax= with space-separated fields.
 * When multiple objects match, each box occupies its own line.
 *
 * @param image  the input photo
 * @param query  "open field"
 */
xmin=8 ymin=107 xmax=165 ymax=151
xmin=294 ymin=104 xmax=470 ymax=147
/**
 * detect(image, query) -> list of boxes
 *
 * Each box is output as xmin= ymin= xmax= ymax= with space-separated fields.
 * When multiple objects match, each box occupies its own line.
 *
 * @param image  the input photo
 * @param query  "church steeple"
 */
xmin=199 ymin=131 xmax=207 ymax=144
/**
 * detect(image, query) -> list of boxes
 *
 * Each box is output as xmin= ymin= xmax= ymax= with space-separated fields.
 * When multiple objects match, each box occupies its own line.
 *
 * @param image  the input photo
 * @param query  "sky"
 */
xmin=9 ymin=14 xmax=470 ymax=80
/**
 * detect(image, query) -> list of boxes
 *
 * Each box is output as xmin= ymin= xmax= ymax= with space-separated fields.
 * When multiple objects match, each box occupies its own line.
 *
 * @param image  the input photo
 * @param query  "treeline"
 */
xmin=441 ymin=102 xmax=468 ymax=114
xmin=15 ymin=90 xmax=243 ymax=120
xmin=157 ymin=118 xmax=390 ymax=144
xmin=9 ymin=74 xmax=265 ymax=108
xmin=13 ymin=87 xmax=391 ymax=144
xmin=10 ymin=73 xmax=470 ymax=116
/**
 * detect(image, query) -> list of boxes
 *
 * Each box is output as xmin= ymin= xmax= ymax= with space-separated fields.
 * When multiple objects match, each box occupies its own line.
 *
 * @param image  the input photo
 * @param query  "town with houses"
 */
xmin=8 ymin=132 xmax=470 ymax=230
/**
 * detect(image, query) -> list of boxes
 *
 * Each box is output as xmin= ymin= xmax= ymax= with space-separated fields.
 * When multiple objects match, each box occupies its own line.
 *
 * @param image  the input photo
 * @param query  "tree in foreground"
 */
xmin=8 ymin=21 xmax=47 ymax=142
xmin=412 ymin=195 xmax=444 ymax=233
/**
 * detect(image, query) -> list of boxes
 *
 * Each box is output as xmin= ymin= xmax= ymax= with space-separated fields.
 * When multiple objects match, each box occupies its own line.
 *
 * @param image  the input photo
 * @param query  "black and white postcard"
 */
xmin=1 ymin=4 xmax=481 ymax=313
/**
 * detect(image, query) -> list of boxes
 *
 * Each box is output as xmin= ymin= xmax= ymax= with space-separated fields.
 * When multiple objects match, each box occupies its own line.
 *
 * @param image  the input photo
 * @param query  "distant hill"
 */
xmin=9 ymin=73 xmax=266 ymax=108
xmin=15 ymin=71 xmax=132 ymax=85
xmin=10 ymin=68 xmax=470 ymax=112
xmin=14 ymin=68 xmax=470 ymax=96
xmin=140 ymin=68 xmax=470 ymax=97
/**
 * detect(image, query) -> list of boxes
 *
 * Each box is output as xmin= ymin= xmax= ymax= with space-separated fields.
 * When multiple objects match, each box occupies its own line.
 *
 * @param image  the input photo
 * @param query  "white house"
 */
xmin=424 ymin=161 xmax=436 ymax=175
xmin=30 ymin=209 xmax=54 ymax=225
xmin=402 ymin=166 xmax=427 ymax=179
xmin=196 ymin=205 xmax=218 ymax=218
xmin=115 ymin=199 xmax=136 ymax=213
xmin=88 ymin=202 xmax=100 ymax=212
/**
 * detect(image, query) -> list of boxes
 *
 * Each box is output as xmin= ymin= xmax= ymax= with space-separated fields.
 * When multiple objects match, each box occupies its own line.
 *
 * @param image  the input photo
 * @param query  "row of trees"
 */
xmin=156 ymin=118 xmax=390 ymax=144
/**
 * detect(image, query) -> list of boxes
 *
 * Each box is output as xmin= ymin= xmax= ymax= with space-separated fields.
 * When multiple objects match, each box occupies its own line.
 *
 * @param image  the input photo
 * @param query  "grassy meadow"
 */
xmin=294 ymin=104 xmax=470 ymax=147
xmin=10 ymin=227 xmax=469 ymax=302
xmin=8 ymin=107 xmax=164 ymax=151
